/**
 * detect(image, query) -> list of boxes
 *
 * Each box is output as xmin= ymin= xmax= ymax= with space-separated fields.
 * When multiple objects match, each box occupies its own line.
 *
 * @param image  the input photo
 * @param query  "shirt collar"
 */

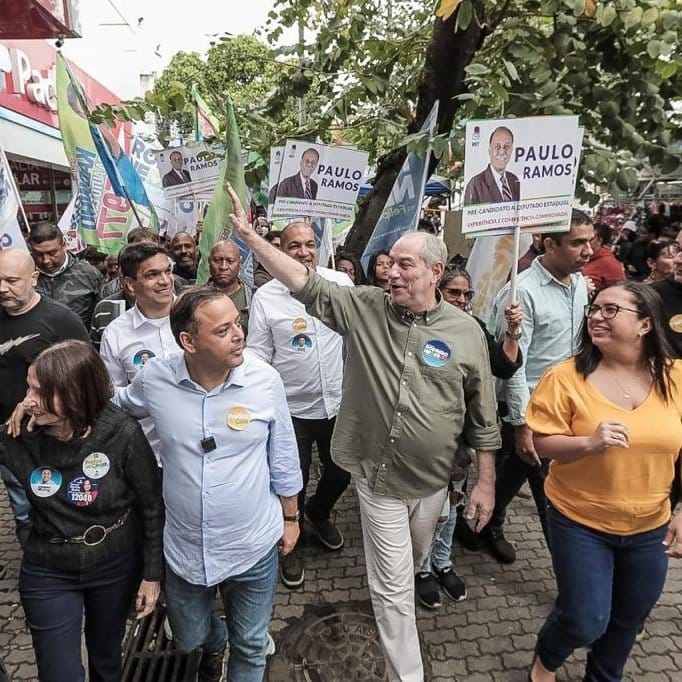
xmin=532 ymin=256 xmax=579 ymax=289
xmin=170 ymin=351 xmax=247 ymax=392
xmin=130 ymin=302 xmax=173 ymax=329
xmin=392 ymin=290 xmax=445 ymax=326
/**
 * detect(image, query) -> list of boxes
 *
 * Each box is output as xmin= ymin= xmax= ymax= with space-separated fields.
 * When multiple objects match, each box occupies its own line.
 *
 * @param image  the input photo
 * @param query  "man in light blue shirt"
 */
xmin=114 ymin=286 xmax=302 ymax=682
xmin=479 ymin=210 xmax=594 ymax=564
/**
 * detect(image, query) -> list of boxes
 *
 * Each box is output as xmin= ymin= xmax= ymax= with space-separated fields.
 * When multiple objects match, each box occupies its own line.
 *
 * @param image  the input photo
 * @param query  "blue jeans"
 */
xmin=19 ymin=551 xmax=141 ymax=682
xmin=537 ymin=505 xmax=669 ymax=681
xmin=1 ymin=466 xmax=31 ymax=546
xmin=165 ymin=545 xmax=278 ymax=682
xmin=418 ymin=501 xmax=458 ymax=573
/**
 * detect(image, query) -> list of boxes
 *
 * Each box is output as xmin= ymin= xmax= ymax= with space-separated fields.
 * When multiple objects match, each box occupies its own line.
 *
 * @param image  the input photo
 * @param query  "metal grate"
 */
xmin=122 ymin=603 xmax=200 ymax=682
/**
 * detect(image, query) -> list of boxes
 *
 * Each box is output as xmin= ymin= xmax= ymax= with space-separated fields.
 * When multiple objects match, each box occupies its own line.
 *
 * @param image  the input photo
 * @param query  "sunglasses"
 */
xmin=441 ymin=287 xmax=474 ymax=300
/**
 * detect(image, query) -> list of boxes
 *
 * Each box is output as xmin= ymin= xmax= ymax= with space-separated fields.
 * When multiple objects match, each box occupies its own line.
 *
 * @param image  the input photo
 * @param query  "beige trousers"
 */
xmin=355 ymin=477 xmax=448 ymax=682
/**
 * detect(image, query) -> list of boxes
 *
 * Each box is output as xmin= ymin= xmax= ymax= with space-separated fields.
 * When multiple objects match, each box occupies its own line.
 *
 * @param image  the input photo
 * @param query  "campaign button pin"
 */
xmin=292 ymin=334 xmax=313 ymax=351
xmin=422 ymin=340 xmax=452 ymax=368
xmin=133 ymin=349 xmax=156 ymax=366
xmin=67 ymin=476 xmax=99 ymax=507
xmin=29 ymin=467 xmax=62 ymax=498
xmin=226 ymin=406 xmax=251 ymax=431
xmin=82 ymin=452 xmax=110 ymax=480
xmin=292 ymin=317 xmax=308 ymax=333
xmin=669 ymin=314 xmax=682 ymax=334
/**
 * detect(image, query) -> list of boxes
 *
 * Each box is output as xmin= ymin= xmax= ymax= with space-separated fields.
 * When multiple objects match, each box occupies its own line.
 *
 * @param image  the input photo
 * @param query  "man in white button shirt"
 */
xmin=100 ymin=242 xmax=179 ymax=464
xmin=248 ymin=221 xmax=352 ymax=589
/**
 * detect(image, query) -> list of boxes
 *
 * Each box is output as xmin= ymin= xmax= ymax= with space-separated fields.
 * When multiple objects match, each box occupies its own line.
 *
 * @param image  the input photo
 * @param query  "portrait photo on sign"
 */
xmin=155 ymin=142 xmax=224 ymax=200
xmin=270 ymin=140 xmax=368 ymax=221
xmin=461 ymin=116 xmax=583 ymax=237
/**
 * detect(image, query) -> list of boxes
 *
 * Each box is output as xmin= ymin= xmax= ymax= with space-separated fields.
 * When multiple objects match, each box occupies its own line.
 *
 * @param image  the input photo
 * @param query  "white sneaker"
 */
xmin=266 ymin=633 xmax=276 ymax=656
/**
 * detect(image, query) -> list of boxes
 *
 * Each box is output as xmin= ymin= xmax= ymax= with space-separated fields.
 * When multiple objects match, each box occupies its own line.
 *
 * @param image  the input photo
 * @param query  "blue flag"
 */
xmin=361 ymin=101 xmax=439 ymax=274
xmin=59 ymin=54 xmax=155 ymax=211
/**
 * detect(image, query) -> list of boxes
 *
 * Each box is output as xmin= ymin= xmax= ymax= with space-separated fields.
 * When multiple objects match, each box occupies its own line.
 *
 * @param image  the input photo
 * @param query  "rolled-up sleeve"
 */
xmin=267 ymin=374 xmax=303 ymax=497
xmin=292 ymin=269 xmax=358 ymax=336
xmin=461 ymin=327 xmax=502 ymax=452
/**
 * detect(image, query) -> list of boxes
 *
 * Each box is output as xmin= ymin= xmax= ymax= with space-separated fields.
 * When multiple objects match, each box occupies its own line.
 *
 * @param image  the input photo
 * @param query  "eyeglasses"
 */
xmin=584 ymin=303 xmax=640 ymax=319
xmin=442 ymin=287 xmax=474 ymax=300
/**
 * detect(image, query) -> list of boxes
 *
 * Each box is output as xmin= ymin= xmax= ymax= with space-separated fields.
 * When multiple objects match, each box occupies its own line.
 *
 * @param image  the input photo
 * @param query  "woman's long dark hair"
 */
xmin=366 ymin=250 xmax=391 ymax=286
xmin=575 ymin=281 xmax=675 ymax=401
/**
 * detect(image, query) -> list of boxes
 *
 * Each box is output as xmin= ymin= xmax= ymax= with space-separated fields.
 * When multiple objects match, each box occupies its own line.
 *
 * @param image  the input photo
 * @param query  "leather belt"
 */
xmin=49 ymin=510 xmax=130 ymax=547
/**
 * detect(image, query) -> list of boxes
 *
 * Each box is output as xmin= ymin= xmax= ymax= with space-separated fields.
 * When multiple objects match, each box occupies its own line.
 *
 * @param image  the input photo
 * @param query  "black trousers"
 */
xmin=291 ymin=416 xmax=350 ymax=523
xmin=489 ymin=420 xmax=551 ymax=548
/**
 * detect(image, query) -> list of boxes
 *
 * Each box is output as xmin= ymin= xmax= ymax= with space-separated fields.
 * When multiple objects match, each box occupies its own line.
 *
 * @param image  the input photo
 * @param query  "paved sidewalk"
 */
xmin=1 ymin=482 xmax=681 ymax=680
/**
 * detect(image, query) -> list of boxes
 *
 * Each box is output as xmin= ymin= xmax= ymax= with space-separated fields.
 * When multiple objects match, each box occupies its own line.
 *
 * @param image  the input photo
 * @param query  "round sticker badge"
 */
xmin=67 ymin=476 xmax=99 ymax=507
xmin=292 ymin=334 xmax=313 ymax=352
xmin=422 ymin=340 xmax=452 ymax=368
xmin=292 ymin=317 xmax=308 ymax=333
xmin=226 ymin=406 xmax=251 ymax=431
xmin=29 ymin=467 xmax=62 ymax=498
xmin=82 ymin=452 xmax=110 ymax=480
xmin=133 ymin=349 xmax=156 ymax=366
xmin=669 ymin=314 xmax=682 ymax=334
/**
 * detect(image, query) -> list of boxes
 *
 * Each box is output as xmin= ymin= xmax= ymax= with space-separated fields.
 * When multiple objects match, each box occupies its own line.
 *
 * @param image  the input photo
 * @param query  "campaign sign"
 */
xmin=155 ymin=142 xmax=224 ymax=200
xmin=270 ymin=140 xmax=368 ymax=221
xmin=462 ymin=116 xmax=583 ymax=237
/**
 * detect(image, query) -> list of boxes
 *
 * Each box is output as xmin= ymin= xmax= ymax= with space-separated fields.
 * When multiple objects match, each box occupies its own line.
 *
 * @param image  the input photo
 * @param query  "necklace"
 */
xmin=607 ymin=372 xmax=641 ymax=400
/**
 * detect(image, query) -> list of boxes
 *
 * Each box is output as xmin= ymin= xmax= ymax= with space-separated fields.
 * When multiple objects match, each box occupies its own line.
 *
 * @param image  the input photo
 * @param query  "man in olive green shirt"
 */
xmin=207 ymin=240 xmax=251 ymax=336
xmin=227 ymin=185 xmax=500 ymax=682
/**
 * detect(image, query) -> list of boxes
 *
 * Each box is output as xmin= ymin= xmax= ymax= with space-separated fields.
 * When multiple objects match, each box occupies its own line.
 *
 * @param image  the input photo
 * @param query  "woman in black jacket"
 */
xmin=2 ymin=340 xmax=164 ymax=682
xmin=415 ymin=265 xmax=523 ymax=609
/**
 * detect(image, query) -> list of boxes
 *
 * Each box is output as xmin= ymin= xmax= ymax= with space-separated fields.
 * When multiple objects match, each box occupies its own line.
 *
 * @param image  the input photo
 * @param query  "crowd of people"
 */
xmin=0 ymin=196 xmax=681 ymax=682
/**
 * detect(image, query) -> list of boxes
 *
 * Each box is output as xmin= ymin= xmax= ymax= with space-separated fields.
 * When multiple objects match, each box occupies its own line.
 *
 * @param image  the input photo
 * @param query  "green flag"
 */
xmin=197 ymin=96 xmax=252 ymax=285
xmin=56 ymin=53 xmax=156 ymax=254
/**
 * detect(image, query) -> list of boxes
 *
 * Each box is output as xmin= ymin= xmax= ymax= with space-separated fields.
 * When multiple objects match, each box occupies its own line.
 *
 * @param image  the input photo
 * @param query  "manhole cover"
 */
xmin=267 ymin=601 xmax=431 ymax=681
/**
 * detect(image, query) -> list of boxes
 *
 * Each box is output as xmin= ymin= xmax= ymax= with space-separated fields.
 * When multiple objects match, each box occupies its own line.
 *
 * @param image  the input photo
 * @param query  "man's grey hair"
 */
xmin=420 ymin=233 xmax=448 ymax=267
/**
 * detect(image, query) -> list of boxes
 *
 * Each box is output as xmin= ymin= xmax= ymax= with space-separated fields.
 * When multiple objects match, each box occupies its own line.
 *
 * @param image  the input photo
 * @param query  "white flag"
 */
xmin=0 ymin=147 xmax=27 ymax=252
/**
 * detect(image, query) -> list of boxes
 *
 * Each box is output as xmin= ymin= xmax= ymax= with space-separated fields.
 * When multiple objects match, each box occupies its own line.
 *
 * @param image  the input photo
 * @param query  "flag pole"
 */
xmin=509 ymin=222 xmax=521 ymax=303
xmin=1 ymin=146 xmax=31 ymax=235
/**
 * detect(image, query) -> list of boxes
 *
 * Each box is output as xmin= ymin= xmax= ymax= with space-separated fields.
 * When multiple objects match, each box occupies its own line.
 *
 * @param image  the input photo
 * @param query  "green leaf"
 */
xmin=597 ymin=5 xmax=616 ymax=27
xmin=641 ymin=8 xmax=658 ymax=27
xmin=464 ymin=63 xmax=490 ymax=76
xmin=623 ymin=7 xmax=643 ymax=30
xmin=659 ymin=62 xmax=678 ymax=80
xmin=647 ymin=40 xmax=661 ymax=59
xmin=456 ymin=0 xmax=473 ymax=31
xmin=503 ymin=59 xmax=519 ymax=81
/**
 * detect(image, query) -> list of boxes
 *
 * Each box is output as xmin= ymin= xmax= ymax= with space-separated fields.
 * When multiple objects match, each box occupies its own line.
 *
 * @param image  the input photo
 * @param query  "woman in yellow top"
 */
xmin=526 ymin=281 xmax=682 ymax=682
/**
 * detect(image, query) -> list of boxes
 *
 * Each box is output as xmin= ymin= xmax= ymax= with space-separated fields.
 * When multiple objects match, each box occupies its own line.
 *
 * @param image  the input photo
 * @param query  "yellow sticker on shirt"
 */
xmin=292 ymin=317 xmax=308 ymax=333
xmin=226 ymin=406 xmax=251 ymax=431
xmin=669 ymin=314 xmax=682 ymax=334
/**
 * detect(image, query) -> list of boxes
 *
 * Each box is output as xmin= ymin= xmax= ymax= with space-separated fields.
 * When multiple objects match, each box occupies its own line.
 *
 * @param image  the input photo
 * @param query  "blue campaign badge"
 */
xmin=292 ymin=334 xmax=313 ymax=352
xmin=29 ymin=467 xmax=62 ymax=498
xmin=133 ymin=349 xmax=155 ymax=366
xmin=422 ymin=340 xmax=452 ymax=368
xmin=66 ymin=476 xmax=99 ymax=507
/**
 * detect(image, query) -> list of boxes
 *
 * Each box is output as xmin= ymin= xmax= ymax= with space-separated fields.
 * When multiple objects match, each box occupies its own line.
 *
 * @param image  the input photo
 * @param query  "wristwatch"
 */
xmin=283 ymin=511 xmax=300 ymax=522
xmin=505 ymin=329 xmax=522 ymax=340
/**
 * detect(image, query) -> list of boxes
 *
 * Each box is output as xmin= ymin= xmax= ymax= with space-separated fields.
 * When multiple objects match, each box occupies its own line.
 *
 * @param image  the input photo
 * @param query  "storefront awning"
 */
xmin=0 ymin=110 xmax=68 ymax=169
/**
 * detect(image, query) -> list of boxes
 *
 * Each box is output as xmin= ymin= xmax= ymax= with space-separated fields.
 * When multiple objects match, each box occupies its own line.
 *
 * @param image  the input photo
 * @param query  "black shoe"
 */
xmin=305 ymin=510 xmax=344 ymax=551
xmin=454 ymin=512 xmax=483 ymax=551
xmin=481 ymin=525 xmax=516 ymax=564
xmin=280 ymin=547 xmax=305 ymax=588
xmin=198 ymin=647 xmax=225 ymax=682
xmin=434 ymin=566 xmax=467 ymax=601
xmin=415 ymin=572 xmax=442 ymax=609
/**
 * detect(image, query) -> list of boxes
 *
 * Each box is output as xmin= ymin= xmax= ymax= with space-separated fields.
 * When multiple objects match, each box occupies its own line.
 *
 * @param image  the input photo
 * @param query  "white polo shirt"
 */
xmin=100 ymin=304 xmax=180 ymax=462
xmin=247 ymin=266 xmax=352 ymax=419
